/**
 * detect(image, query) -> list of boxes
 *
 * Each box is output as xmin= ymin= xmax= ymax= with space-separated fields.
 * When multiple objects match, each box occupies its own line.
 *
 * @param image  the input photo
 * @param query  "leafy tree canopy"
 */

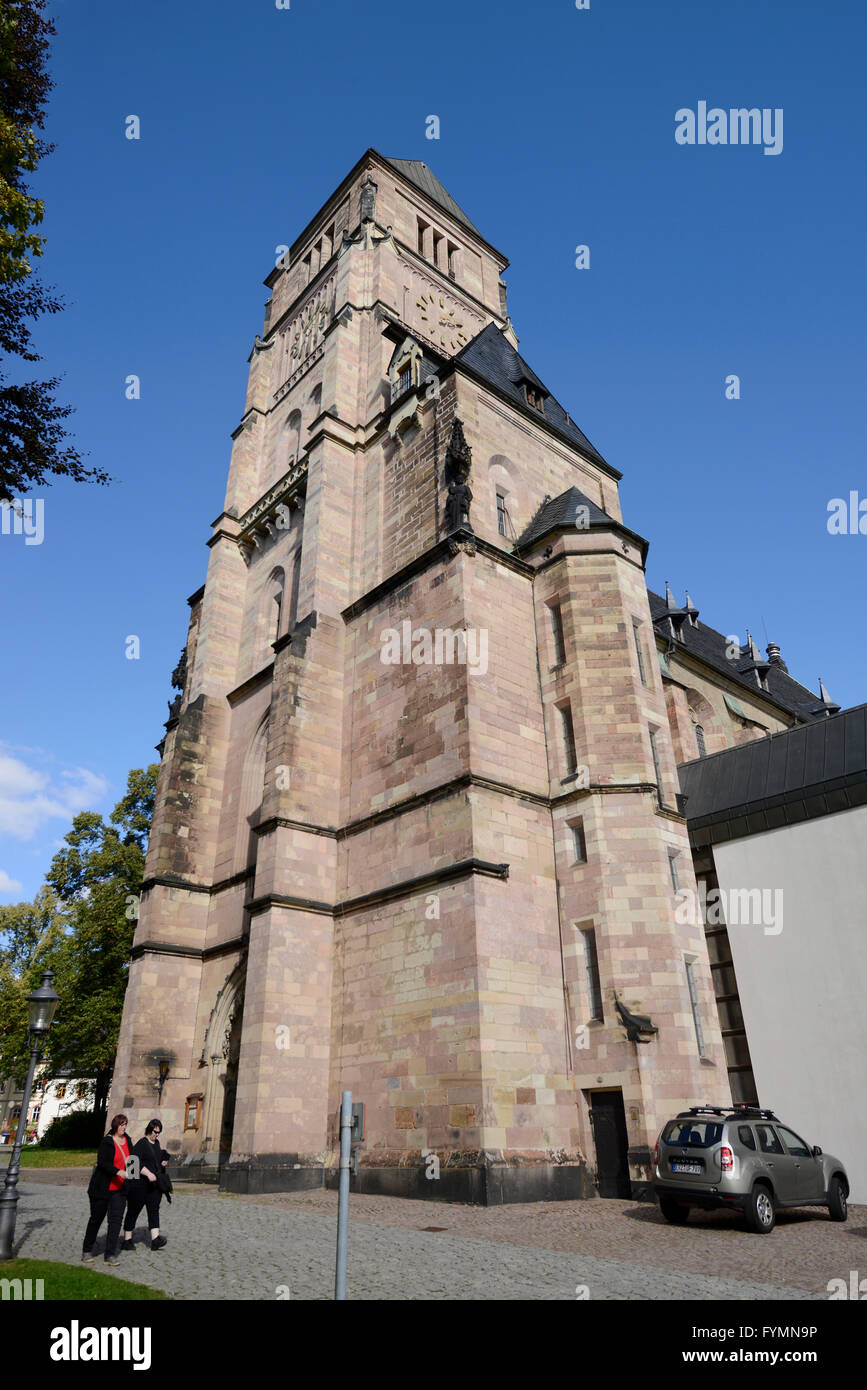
xmin=0 ymin=0 xmax=111 ymax=496
xmin=0 ymin=765 xmax=158 ymax=1111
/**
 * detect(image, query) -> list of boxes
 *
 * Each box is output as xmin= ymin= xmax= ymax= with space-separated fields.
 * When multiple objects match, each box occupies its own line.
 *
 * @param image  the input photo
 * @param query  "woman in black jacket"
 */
xmin=121 ymin=1118 xmax=171 ymax=1252
xmin=82 ymin=1114 xmax=133 ymax=1265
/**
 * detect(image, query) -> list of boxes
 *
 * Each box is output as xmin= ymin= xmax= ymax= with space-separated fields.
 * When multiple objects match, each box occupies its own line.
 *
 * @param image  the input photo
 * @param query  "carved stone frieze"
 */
xmin=236 ymin=459 xmax=308 ymax=563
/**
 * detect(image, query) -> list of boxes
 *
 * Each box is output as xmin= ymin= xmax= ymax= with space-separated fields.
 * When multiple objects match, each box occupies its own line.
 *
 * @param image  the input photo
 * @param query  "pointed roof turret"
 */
xmin=737 ymin=629 xmax=771 ymax=689
xmin=811 ymin=678 xmax=841 ymax=717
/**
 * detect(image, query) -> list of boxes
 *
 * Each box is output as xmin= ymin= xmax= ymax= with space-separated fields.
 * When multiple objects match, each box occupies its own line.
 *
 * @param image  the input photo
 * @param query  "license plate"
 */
xmin=672 ymin=1162 xmax=702 ymax=1174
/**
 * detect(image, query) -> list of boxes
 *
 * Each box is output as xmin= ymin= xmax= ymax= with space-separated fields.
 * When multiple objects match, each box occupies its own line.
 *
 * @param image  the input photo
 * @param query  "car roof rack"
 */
xmin=673 ymin=1105 xmax=779 ymax=1121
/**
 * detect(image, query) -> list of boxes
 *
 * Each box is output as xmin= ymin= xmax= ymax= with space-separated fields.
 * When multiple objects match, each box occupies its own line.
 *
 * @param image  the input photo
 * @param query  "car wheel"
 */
xmin=827 ymin=1176 xmax=848 ymax=1222
xmin=659 ymin=1197 xmax=690 ymax=1224
xmin=744 ymin=1183 xmax=775 ymax=1234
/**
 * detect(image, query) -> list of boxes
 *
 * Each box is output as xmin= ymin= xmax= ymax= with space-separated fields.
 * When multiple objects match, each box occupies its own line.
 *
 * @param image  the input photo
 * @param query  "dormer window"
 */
xmin=388 ymin=336 xmax=425 ymax=404
xmin=525 ymin=385 xmax=545 ymax=413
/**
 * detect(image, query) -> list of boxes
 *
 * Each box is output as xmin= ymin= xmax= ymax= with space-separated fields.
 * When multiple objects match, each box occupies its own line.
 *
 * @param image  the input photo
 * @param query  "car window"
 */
xmin=756 ymin=1123 xmax=785 ymax=1155
xmin=737 ymin=1125 xmax=756 ymax=1150
xmin=777 ymin=1125 xmax=811 ymax=1158
xmin=662 ymin=1120 xmax=723 ymax=1148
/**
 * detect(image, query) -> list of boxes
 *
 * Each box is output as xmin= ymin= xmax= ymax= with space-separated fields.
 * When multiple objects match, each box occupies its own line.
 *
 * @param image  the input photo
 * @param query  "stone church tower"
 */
xmin=112 ymin=150 xmax=818 ymax=1201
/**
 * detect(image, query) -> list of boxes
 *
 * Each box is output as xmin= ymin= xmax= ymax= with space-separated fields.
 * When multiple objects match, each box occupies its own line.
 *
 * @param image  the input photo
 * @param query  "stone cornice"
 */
xmin=340 ymin=527 xmax=533 ymax=623
xmin=230 ymin=406 xmax=267 ymax=441
xmin=246 ymin=857 xmax=510 ymax=920
xmin=550 ymin=780 xmax=659 ymax=808
xmin=130 ymin=934 xmax=248 ymax=964
xmin=531 ymin=535 xmax=649 ymax=574
xmin=226 ymin=662 xmax=275 ymax=707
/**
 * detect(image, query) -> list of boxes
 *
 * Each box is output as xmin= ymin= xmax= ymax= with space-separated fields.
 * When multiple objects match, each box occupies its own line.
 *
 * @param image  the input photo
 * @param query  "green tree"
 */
xmin=0 ymin=766 xmax=158 ymax=1114
xmin=0 ymin=0 xmax=111 ymax=496
xmin=0 ymin=886 xmax=68 ymax=1083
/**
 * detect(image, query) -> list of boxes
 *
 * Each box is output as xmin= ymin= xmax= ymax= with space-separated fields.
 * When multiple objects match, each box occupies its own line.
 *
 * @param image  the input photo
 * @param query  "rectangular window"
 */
xmin=417 ymin=218 xmax=429 ymax=257
xmin=685 ymin=958 xmax=706 ymax=1057
xmin=496 ymin=493 xmax=507 ymax=536
xmin=695 ymin=724 xmax=707 ymax=758
xmin=398 ymin=365 xmax=412 ymax=395
xmin=76 ymin=1083 xmax=86 ymax=1100
xmin=571 ymin=818 xmax=587 ymax=864
xmin=558 ymin=702 xmax=577 ymax=774
xmin=548 ymin=601 xmax=566 ymax=666
xmin=56 ymin=1084 xmax=66 ymax=1100
xmin=648 ymin=726 xmax=664 ymax=807
xmin=668 ymin=852 xmax=680 ymax=892
xmin=322 ymin=223 xmax=334 ymax=260
xmin=447 ymin=241 xmax=459 ymax=279
xmin=582 ymin=928 xmax=603 ymax=1021
xmin=432 ymin=230 xmax=444 ymax=267
xmin=632 ymin=619 xmax=648 ymax=685
xmin=185 ymin=1095 xmax=203 ymax=1131
xmin=302 ymin=252 xmax=311 ymax=282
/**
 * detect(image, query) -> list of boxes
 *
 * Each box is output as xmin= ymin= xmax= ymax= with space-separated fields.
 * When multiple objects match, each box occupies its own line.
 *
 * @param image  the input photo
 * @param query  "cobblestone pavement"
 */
xmin=14 ymin=1179 xmax=861 ymax=1300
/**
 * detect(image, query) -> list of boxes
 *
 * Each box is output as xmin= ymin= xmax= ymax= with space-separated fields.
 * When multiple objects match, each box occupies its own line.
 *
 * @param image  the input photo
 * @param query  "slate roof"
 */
xmin=678 ymin=702 xmax=867 ymax=845
xmin=516 ymin=486 xmax=618 ymax=548
xmin=648 ymin=590 xmax=824 ymax=723
xmin=383 ymin=158 xmax=483 ymax=237
xmin=455 ymin=323 xmax=609 ymax=468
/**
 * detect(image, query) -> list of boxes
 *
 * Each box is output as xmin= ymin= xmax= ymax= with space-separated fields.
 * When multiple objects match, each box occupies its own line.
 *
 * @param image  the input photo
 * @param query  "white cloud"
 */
xmin=0 ymin=751 xmax=110 ymax=841
xmin=0 ymin=869 xmax=24 ymax=897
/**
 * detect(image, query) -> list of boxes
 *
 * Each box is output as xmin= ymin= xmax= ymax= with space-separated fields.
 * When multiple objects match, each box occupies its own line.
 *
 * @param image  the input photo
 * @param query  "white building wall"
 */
xmin=713 ymin=803 xmax=867 ymax=1204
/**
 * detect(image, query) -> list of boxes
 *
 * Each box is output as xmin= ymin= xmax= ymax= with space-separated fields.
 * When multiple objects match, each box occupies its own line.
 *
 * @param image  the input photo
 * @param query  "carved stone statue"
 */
xmin=360 ymin=176 xmax=377 ymax=224
xmin=445 ymin=479 xmax=473 ymax=532
xmin=443 ymin=418 xmax=474 ymax=532
xmin=171 ymin=646 xmax=188 ymax=692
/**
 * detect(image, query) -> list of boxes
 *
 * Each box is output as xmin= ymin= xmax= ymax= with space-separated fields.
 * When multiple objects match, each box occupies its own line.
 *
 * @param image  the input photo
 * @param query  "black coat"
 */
xmin=87 ymin=1135 xmax=133 ymax=1199
xmin=130 ymin=1136 xmax=173 ymax=1201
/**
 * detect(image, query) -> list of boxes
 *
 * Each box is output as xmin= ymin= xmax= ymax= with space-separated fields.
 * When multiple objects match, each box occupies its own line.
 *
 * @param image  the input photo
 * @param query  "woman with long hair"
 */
xmin=81 ymin=1113 xmax=132 ymax=1265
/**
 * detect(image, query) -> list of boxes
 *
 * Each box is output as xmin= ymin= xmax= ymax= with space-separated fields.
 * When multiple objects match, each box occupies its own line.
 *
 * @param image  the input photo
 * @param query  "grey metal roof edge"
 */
xmin=451 ymin=338 xmax=622 ymax=482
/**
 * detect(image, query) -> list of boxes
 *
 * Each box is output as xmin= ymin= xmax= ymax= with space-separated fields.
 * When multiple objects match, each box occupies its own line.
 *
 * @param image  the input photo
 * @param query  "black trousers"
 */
xmin=123 ymin=1182 xmax=162 ymax=1232
xmin=83 ymin=1190 xmax=126 ymax=1257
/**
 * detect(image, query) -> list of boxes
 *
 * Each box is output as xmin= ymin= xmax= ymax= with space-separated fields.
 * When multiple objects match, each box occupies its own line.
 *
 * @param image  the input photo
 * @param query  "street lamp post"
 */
xmin=0 ymin=971 xmax=60 ymax=1260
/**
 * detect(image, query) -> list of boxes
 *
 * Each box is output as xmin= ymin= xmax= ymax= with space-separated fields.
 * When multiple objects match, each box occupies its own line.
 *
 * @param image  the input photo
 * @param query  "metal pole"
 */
xmin=334 ymin=1089 xmax=352 ymax=1300
xmin=0 ymin=1038 xmax=40 ymax=1260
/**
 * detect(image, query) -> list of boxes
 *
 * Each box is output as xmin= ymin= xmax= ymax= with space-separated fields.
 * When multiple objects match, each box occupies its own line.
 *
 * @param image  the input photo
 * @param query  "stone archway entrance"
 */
xmin=200 ymin=961 xmax=246 ymax=1172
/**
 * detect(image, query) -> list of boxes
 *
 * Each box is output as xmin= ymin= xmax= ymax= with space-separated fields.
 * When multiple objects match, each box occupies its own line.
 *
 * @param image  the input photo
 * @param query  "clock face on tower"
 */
xmin=416 ymin=291 xmax=470 ymax=351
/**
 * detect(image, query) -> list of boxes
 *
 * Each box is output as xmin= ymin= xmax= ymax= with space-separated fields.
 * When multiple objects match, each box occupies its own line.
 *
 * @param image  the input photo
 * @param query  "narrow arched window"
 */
xmin=695 ymin=724 xmax=707 ymax=758
xmin=286 ymin=410 xmax=302 ymax=466
xmin=288 ymin=549 xmax=302 ymax=631
xmin=265 ymin=568 xmax=285 ymax=652
xmin=307 ymin=384 xmax=322 ymax=430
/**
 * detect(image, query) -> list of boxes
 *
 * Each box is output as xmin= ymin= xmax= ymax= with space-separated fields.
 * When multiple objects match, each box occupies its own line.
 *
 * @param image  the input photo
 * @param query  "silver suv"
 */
xmin=653 ymin=1105 xmax=849 ymax=1234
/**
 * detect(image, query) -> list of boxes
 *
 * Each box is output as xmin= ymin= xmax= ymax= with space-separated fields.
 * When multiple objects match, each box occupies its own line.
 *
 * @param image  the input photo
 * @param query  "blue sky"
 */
xmin=1 ymin=0 xmax=865 ymax=901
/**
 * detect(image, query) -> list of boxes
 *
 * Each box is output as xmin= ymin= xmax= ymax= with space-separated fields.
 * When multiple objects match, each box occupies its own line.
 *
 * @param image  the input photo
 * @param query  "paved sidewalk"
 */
xmin=11 ymin=1180 xmax=840 ymax=1300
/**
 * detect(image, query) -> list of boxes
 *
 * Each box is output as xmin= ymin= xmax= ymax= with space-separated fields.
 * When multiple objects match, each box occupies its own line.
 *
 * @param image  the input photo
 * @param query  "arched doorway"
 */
xmin=200 ymin=961 xmax=246 ymax=1170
